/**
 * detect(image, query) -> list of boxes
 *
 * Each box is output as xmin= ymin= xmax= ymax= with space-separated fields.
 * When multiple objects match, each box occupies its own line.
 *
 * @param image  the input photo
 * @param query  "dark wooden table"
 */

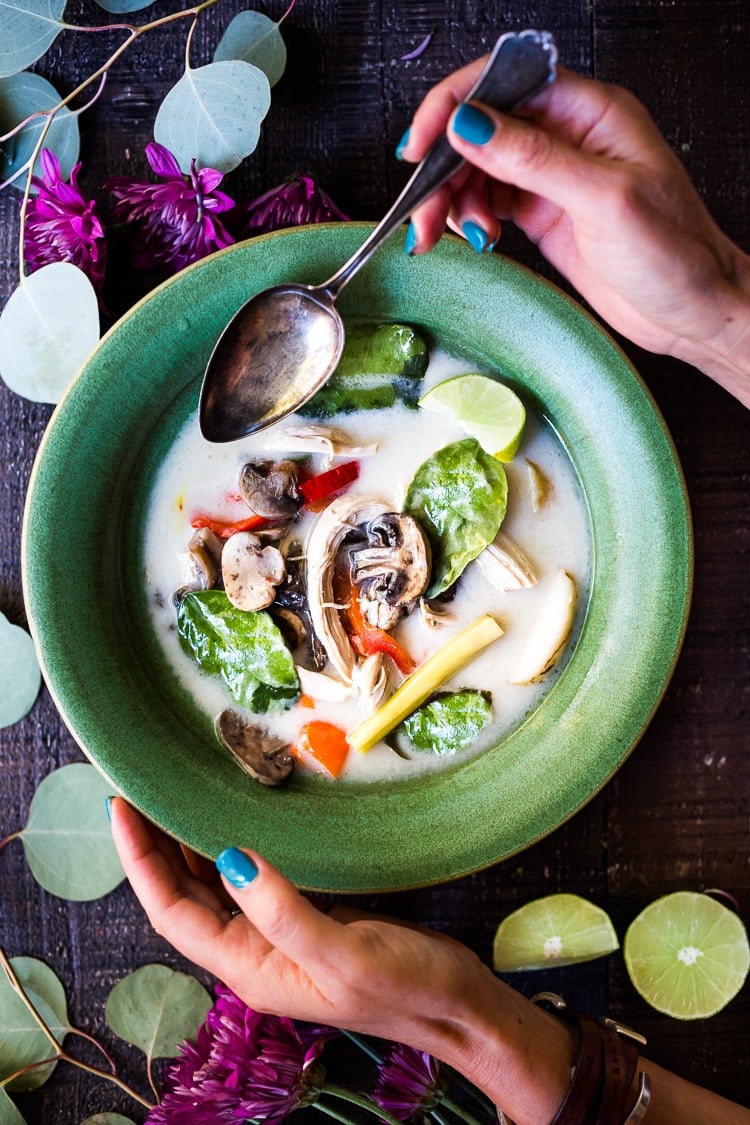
xmin=1 ymin=1 xmax=748 ymax=1121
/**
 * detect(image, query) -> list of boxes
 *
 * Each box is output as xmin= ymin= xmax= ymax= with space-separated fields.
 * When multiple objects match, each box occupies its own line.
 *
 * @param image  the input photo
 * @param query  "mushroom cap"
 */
xmin=221 ymin=531 xmax=286 ymax=612
xmin=215 ymin=709 xmax=294 ymax=786
xmin=239 ymin=460 xmax=302 ymax=520
xmin=349 ymin=512 xmax=431 ymax=607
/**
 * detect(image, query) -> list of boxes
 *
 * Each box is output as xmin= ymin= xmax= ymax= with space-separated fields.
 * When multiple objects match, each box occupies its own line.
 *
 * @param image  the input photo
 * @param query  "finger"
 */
xmin=446 ymin=100 xmax=612 ymax=219
xmin=216 ymin=846 xmax=347 ymax=967
xmin=445 ymin=168 xmax=500 ymax=252
xmin=110 ymin=800 xmax=239 ymax=963
xmin=408 ymin=163 xmax=474 ymax=253
xmin=400 ymin=55 xmax=487 ymax=161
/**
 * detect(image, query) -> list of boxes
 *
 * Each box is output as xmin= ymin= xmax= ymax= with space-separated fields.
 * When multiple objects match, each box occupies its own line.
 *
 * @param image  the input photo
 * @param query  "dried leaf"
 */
xmin=105 ymin=965 xmax=212 ymax=1062
xmin=0 ymin=612 xmax=41 ymax=729
xmin=0 ymin=957 xmax=68 ymax=1091
xmin=20 ymin=763 xmax=125 ymax=901
xmin=0 ymin=263 xmax=99 ymax=403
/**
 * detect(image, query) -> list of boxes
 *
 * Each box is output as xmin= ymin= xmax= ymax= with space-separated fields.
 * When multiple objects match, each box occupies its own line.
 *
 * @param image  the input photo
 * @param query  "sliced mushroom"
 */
xmin=263 ymin=424 xmax=379 ymax=467
xmin=476 ymin=530 xmax=537 ymax=590
xmin=239 ymin=459 xmax=302 ymax=521
xmin=357 ymin=584 xmax=404 ymax=631
xmin=173 ymin=527 xmax=224 ymax=606
xmin=270 ymin=606 xmax=308 ymax=650
xmin=349 ymin=512 xmax=431 ymax=608
xmin=215 ymin=709 xmax=294 ymax=787
xmin=306 ymin=494 xmax=392 ymax=683
xmin=275 ymin=554 xmax=328 ymax=671
xmin=221 ymin=532 xmax=286 ymax=611
xmin=419 ymin=597 xmax=453 ymax=629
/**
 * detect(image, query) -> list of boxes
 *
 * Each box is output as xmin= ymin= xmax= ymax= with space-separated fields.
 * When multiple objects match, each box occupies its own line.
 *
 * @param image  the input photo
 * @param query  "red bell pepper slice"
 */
xmin=299 ymin=460 xmax=359 ymax=509
xmin=190 ymin=513 xmax=268 ymax=539
xmin=346 ymin=592 xmax=416 ymax=675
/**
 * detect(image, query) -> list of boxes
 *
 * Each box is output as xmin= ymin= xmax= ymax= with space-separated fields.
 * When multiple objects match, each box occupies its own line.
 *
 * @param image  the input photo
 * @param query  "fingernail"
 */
xmin=395 ymin=127 xmax=411 ymax=160
xmin=462 ymin=220 xmax=489 ymax=254
xmin=452 ymin=103 xmax=495 ymax=145
xmin=216 ymin=847 xmax=258 ymax=889
xmin=405 ymin=220 xmax=417 ymax=256
xmin=105 ymin=796 xmax=114 ymax=822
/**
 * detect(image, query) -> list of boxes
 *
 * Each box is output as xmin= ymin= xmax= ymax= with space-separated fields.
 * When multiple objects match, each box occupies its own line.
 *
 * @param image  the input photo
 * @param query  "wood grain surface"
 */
xmin=1 ymin=1 xmax=748 ymax=1120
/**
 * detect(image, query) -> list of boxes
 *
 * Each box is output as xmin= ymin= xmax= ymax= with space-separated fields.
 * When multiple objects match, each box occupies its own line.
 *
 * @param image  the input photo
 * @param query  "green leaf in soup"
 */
xmin=0 ymin=72 xmax=79 ymax=188
xmin=0 ymin=0 xmax=66 ymax=79
xmin=0 ymin=957 xmax=68 ymax=1091
xmin=105 ymin=965 xmax=211 ymax=1063
xmin=213 ymin=10 xmax=287 ymax=87
xmin=0 ymin=263 xmax=99 ymax=404
xmin=20 ymin=763 xmax=125 ymax=900
xmin=177 ymin=590 xmax=300 ymax=713
xmin=399 ymin=690 xmax=493 ymax=755
xmin=301 ymin=323 xmax=428 ymax=417
xmin=0 ymin=1089 xmax=27 ymax=1124
xmin=404 ymin=438 xmax=508 ymax=596
xmin=154 ymin=60 xmax=271 ymax=174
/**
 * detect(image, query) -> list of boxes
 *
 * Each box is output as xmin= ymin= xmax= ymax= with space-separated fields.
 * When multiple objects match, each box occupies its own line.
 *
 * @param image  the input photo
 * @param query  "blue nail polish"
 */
xmin=405 ymin=221 xmax=417 ymax=256
xmin=452 ymin=103 xmax=495 ymax=145
xmin=104 ymin=796 xmax=113 ymax=822
xmin=216 ymin=847 xmax=258 ymax=888
xmin=395 ymin=127 xmax=411 ymax=160
xmin=462 ymin=220 xmax=488 ymax=254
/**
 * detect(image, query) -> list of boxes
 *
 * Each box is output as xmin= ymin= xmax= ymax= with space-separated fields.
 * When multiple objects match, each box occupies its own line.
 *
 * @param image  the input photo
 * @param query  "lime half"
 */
xmin=492 ymin=893 xmax=619 ymax=971
xmin=419 ymin=373 xmax=526 ymax=461
xmin=624 ymin=891 xmax=749 ymax=1019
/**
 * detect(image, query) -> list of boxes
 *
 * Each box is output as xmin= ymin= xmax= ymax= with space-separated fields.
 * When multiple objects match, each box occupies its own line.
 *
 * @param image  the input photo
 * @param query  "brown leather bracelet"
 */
xmin=596 ymin=1019 xmax=641 ymax=1125
xmin=533 ymin=996 xmax=603 ymax=1125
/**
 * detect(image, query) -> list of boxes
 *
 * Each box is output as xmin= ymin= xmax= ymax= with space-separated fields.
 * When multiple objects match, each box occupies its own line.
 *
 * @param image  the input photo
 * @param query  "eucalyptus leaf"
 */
xmin=399 ymin=690 xmax=493 ymax=755
xmin=0 ymin=0 xmax=66 ymax=78
xmin=0 ymin=957 xmax=68 ymax=1092
xmin=20 ymin=763 xmax=124 ymax=901
xmin=404 ymin=438 xmax=508 ymax=596
xmin=0 ymin=262 xmax=99 ymax=404
xmin=154 ymin=60 xmax=271 ymax=174
xmin=0 ymin=1090 xmax=26 ymax=1125
xmin=178 ymin=591 xmax=300 ymax=713
xmin=92 ymin=0 xmax=154 ymax=12
xmin=0 ymin=72 xmax=79 ymax=187
xmin=213 ymin=10 xmax=287 ymax=87
xmin=80 ymin=1115 xmax=137 ymax=1124
xmin=0 ymin=612 xmax=41 ymax=729
xmin=105 ymin=966 xmax=211 ymax=1062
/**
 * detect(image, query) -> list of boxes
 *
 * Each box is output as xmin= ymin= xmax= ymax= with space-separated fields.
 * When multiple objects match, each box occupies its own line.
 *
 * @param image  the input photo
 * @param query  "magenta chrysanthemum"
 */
xmin=106 ymin=142 xmax=236 ymax=273
xmin=372 ymin=1044 xmax=445 ymax=1121
xmin=147 ymin=984 xmax=335 ymax=1124
xmin=23 ymin=149 xmax=107 ymax=294
xmin=234 ymin=174 xmax=348 ymax=238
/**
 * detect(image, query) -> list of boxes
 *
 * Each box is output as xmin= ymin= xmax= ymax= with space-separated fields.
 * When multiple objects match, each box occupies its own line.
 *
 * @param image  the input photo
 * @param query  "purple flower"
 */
xmin=106 ymin=142 xmax=236 ymax=273
xmin=373 ymin=1044 xmax=446 ymax=1121
xmin=23 ymin=149 xmax=108 ymax=294
xmin=234 ymin=174 xmax=348 ymax=238
xmin=147 ymin=984 xmax=335 ymax=1124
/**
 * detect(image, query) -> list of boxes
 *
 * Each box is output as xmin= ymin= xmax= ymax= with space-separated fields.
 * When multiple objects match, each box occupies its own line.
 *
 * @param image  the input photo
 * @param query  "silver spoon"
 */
xmin=199 ymin=29 xmax=558 ymax=443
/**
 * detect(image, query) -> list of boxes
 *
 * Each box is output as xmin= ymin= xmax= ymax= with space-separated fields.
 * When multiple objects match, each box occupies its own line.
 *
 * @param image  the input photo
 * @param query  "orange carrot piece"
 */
xmin=298 ymin=694 xmax=315 ymax=708
xmin=295 ymin=721 xmax=350 ymax=779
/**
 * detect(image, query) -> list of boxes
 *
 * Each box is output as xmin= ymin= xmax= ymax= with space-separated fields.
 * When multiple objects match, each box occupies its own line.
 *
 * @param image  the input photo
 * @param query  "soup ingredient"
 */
xmin=177 ymin=591 xmax=300 ymax=713
xmin=0 ymin=612 xmax=41 ymax=729
xmin=264 ymin=423 xmax=379 ymax=465
xmin=346 ymin=591 xmax=416 ymax=675
xmin=301 ymin=323 xmax=428 ymax=417
xmin=348 ymin=512 xmax=431 ymax=615
xmin=191 ymin=512 xmax=268 ymax=538
xmin=350 ymin=651 xmax=400 ymax=715
xmin=239 ymin=459 xmax=302 ymax=521
xmin=525 ymin=458 xmax=551 ymax=511
xmin=418 ymin=373 xmax=526 ymax=462
xmin=399 ymin=690 xmax=492 ymax=756
xmin=184 ymin=527 xmax=223 ymax=590
xmin=221 ymin=532 xmax=286 ymax=611
xmin=476 ymin=530 xmax=537 ymax=591
xmin=404 ymin=438 xmax=508 ymax=597
xmin=347 ymin=614 xmax=503 ymax=753
xmin=509 ymin=568 xmax=576 ymax=684
xmin=492 ymin=894 xmax=619 ymax=971
xmin=215 ymin=709 xmax=294 ymax=786
xmin=295 ymin=721 xmax=350 ymax=778
xmin=299 ymin=460 xmax=360 ymax=508
xmin=623 ymin=892 xmax=750 ymax=1019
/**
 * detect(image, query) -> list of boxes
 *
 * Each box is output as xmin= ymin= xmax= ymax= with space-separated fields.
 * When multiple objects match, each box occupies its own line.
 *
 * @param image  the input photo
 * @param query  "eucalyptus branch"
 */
xmin=0 ymin=1054 xmax=60 ymax=1089
xmin=0 ymin=832 xmax=22 ymax=853
xmin=184 ymin=12 xmax=199 ymax=72
xmin=0 ymin=946 xmax=153 ymax=1111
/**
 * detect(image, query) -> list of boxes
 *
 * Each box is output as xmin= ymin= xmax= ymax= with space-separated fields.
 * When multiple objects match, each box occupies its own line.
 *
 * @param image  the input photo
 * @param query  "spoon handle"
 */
xmin=322 ymin=29 xmax=558 ymax=299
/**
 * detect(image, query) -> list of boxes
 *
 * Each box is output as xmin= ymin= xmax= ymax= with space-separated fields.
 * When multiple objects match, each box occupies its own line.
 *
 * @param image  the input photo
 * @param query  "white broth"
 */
xmin=142 ymin=349 xmax=591 ymax=782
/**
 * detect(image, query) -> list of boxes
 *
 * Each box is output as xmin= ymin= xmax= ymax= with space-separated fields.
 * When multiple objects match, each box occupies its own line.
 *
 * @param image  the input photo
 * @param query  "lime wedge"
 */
xmin=419 ymin=373 xmax=526 ymax=461
xmin=623 ymin=892 xmax=749 ymax=1019
xmin=492 ymin=893 xmax=619 ymax=971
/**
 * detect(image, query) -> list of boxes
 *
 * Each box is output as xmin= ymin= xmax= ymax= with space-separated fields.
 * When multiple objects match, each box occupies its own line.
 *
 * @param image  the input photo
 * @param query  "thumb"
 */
xmin=215 ymin=847 xmax=343 ymax=966
xmin=447 ymin=100 xmax=610 ymax=217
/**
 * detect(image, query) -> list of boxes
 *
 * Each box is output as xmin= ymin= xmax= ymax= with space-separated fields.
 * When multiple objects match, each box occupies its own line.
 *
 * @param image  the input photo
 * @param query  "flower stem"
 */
xmin=443 ymin=1068 xmax=497 ymax=1118
xmin=340 ymin=1029 xmax=384 ymax=1064
xmin=323 ymin=1082 xmax=404 ymax=1125
xmin=438 ymin=1094 xmax=486 ymax=1125
xmin=314 ymin=1099 xmax=359 ymax=1125
xmin=0 ymin=946 xmax=153 ymax=1110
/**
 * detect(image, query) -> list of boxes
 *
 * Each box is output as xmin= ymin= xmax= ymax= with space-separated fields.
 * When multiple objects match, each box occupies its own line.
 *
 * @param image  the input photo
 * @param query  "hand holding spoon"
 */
xmin=199 ymin=29 xmax=557 ymax=443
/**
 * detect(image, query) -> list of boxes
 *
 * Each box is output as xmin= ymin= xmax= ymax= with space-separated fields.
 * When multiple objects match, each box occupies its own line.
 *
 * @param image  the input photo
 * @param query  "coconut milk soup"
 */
xmin=143 ymin=337 xmax=590 ymax=784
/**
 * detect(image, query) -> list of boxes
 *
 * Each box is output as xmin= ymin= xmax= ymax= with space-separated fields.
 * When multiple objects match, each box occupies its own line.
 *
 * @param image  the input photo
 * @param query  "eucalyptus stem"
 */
xmin=323 ymin=1081 xmax=403 ymax=1125
xmin=0 ymin=832 xmax=22 ymax=853
xmin=0 ymin=947 xmax=153 ymax=1111
xmin=66 ymin=1026 xmax=117 ymax=1073
xmin=0 ymin=1054 xmax=60 ymax=1088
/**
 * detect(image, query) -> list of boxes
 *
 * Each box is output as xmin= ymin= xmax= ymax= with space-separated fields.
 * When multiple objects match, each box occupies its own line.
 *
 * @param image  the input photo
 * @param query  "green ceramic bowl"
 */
xmin=22 ymin=225 xmax=692 ymax=892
